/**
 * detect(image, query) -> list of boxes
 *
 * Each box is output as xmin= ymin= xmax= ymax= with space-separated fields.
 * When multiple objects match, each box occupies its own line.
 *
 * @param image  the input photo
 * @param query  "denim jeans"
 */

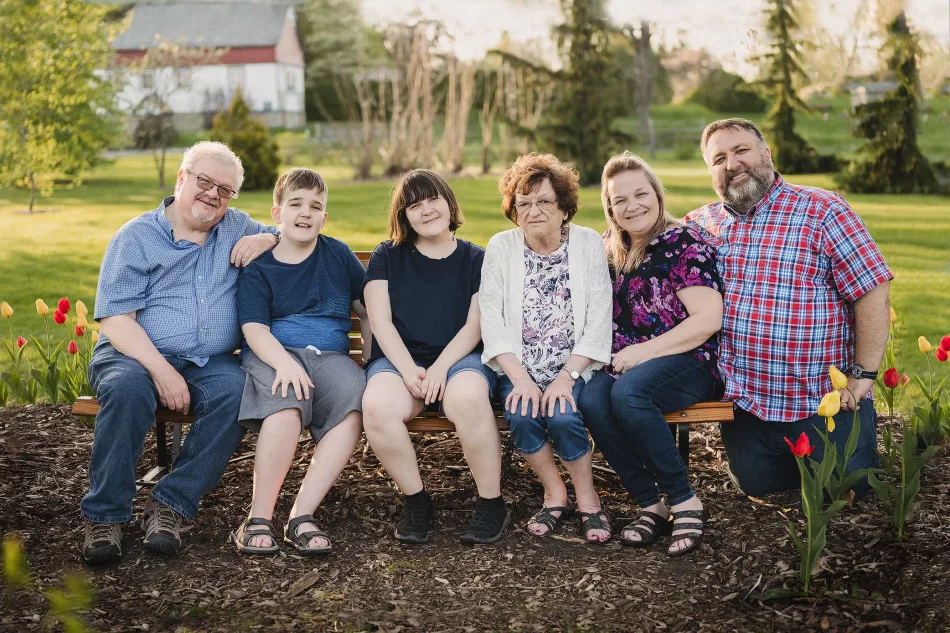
xmin=720 ymin=402 xmax=880 ymax=497
xmin=80 ymin=343 xmax=247 ymax=523
xmin=579 ymin=355 xmax=720 ymax=507
xmin=496 ymin=375 xmax=589 ymax=461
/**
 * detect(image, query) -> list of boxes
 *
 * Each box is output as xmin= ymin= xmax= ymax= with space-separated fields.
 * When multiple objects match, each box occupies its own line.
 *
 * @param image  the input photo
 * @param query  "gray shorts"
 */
xmin=237 ymin=347 xmax=365 ymax=443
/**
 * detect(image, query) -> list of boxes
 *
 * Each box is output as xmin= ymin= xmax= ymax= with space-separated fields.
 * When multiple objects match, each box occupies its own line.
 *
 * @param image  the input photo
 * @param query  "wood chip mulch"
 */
xmin=1 ymin=404 xmax=948 ymax=632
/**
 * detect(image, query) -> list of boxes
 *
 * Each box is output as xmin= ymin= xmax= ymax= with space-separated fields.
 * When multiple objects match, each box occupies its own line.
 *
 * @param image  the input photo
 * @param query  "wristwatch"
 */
xmin=561 ymin=367 xmax=580 ymax=381
xmin=849 ymin=364 xmax=878 ymax=380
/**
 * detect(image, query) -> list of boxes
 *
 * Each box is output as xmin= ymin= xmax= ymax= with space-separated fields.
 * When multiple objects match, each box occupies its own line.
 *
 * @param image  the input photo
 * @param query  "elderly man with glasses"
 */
xmin=81 ymin=142 xmax=279 ymax=565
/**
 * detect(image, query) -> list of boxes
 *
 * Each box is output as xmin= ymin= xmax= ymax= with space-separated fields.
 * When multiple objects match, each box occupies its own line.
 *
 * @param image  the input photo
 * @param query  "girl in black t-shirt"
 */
xmin=361 ymin=169 xmax=509 ymax=545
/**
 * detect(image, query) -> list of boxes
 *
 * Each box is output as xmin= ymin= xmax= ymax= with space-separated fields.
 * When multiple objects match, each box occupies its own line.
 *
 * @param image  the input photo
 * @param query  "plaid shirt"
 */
xmin=94 ymin=196 xmax=276 ymax=366
xmin=685 ymin=174 xmax=892 ymax=422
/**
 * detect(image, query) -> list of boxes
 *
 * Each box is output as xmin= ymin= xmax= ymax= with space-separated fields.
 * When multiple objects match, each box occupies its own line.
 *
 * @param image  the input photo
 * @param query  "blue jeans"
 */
xmin=579 ymin=356 xmax=720 ymax=507
xmin=720 ymin=402 xmax=880 ymax=497
xmin=496 ymin=375 xmax=589 ymax=461
xmin=364 ymin=351 xmax=497 ymax=393
xmin=81 ymin=343 xmax=247 ymax=523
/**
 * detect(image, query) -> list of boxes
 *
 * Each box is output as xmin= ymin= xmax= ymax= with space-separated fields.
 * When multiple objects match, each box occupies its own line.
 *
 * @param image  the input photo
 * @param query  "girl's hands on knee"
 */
xmin=403 ymin=366 xmax=427 ymax=400
xmin=506 ymin=377 xmax=542 ymax=418
xmin=422 ymin=362 xmax=448 ymax=405
xmin=272 ymin=360 xmax=313 ymax=400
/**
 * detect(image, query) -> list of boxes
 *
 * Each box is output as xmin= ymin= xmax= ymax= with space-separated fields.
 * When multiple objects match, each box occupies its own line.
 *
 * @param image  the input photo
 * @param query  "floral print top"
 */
xmin=522 ymin=226 xmax=574 ymax=388
xmin=608 ymin=226 xmax=722 ymax=380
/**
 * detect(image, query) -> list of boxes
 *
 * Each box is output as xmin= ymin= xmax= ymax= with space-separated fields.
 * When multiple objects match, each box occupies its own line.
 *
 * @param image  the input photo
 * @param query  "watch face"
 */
xmin=851 ymin=365 xmax=864 ymax=378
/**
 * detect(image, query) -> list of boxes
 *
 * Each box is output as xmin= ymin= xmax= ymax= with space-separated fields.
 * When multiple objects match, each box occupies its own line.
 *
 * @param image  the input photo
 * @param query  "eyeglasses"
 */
xmin=514 ymin=198 xmax=557 ymax=214
xmin=186 ymin=169 xmax=238 ymax=200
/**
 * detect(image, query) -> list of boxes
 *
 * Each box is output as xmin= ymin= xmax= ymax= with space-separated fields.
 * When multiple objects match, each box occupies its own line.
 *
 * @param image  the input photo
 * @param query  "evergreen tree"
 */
xmin=210 ymin=90 xmax=280 ymax=191
xmin=758 ymin=0 xmax=825 ymax=173
xmin=0 ymin=0 xmax=119 ymax=212
xmin=837 ymin=12 xmax=937 ymax=193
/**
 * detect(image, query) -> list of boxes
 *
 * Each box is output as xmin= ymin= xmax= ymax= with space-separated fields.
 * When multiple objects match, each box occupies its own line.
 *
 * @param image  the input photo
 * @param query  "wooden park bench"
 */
xmin=71 ymin=251 xmax=734 ymax=486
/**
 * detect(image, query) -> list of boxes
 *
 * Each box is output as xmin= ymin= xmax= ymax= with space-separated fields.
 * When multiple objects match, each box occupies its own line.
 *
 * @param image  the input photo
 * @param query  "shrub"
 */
xmin=209 ymin=89 xmax=279 ymax=191
xmin=686 ymin=69 xmax=767 ymax=114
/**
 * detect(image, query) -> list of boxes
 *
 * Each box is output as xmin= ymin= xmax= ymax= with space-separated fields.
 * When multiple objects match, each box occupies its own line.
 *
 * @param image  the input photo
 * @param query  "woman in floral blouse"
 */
xmin=480 ymin=153 xmax=613 ymax=542
xmin=579 ymin=151 xmax=724 ymax=557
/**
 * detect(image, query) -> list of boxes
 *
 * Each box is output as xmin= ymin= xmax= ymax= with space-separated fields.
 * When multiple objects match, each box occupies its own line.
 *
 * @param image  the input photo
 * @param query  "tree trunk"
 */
xmin=28 ymin=172 xmax=36 ymax=214
xmin=635 ymin=21 xmax=656 ymax=158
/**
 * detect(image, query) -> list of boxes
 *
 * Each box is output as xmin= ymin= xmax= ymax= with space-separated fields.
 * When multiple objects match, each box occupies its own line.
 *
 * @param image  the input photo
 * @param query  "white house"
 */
xmin=112 ymin=1 xmax=306 ymax=130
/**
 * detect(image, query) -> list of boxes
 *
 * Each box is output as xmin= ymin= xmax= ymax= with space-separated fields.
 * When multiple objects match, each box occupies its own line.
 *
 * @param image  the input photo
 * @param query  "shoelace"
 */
xmin=469 ymin=508 xmax=499 ymax=532
xmin=89 ymin=523 xmax=119 ymax=542
xmin=152 ymin=504 xmax=181 ymax=533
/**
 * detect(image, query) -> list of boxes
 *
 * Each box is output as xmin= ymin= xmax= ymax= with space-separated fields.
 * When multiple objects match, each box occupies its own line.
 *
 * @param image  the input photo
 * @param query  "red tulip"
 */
xmin=784 ymin=432 xmax=815 ymax=458
xmin=67 ymin=341 xmax=79 ymax=355
xmin=937 ymin=348 xmax=949 ymax=363
xmin=941 ymin=336 xmax=950 ymax=353
xmin=75 ymin=325 xmax=85 ymax=337
xmin=52 ymin=310 xmax=66 ymax=324
xmin=883 ymin=368 xmax=900 ymax=389
xmin=900 ymin=373 xmax=910 ymax=384
xmin=16 ymin=336 xmax=26 ymax=348
xmin=57 ymin=298 xmax=71 ymax=314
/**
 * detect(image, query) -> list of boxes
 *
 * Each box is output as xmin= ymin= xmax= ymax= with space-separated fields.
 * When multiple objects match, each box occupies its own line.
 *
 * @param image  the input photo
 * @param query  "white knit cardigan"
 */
xmin=479 ymin=223 xmax=613 ymax=382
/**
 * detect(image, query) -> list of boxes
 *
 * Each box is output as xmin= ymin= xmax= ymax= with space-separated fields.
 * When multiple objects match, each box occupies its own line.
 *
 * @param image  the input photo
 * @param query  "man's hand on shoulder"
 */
xmin=231 ymin=233 xmax=278 ymax=267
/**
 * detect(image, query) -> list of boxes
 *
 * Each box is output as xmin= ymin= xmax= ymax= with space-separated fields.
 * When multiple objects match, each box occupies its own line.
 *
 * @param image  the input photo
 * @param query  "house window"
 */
xmin=142 ymin=70 xmax=154 ymax=90
xmin=228 ymin=66 xmax=245 ymax=96
xmin=263 ymin=101 xmax=273 ymax=112
xmin=176 ymin=68 xmax=192 ymax=90
xmin=286 ymin=70 xmax=296 ymax=92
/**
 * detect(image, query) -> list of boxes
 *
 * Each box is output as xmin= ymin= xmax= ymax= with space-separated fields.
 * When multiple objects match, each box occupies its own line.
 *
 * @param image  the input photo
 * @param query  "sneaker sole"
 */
xmin=394 ymin=527 xmax=430 ymax=544
xmin=460 ymin=509 xmax=512 ymax=545
xmin=83 ymin=545 xmax=121 ymax=566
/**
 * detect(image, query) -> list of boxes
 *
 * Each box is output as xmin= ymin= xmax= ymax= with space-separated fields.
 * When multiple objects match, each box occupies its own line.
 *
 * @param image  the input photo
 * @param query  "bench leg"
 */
xmin=500 ymin=433 xmax=516 ymax=490
xmin=677 ymin=424 xmax=690 ymax=472
xmin=171 ymin=424 xmax=182 ymax=469
xmin=155 ymin=420 xmax=170 ymax=470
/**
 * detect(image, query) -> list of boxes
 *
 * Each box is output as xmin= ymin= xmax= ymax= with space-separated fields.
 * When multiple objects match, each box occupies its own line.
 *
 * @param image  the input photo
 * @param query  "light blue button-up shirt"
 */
xmin=94 ymin=196 xmax=277 ymax=366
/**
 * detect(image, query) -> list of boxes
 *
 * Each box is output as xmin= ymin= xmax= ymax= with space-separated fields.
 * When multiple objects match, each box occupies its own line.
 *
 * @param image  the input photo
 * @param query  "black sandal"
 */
xmin=578 ymin=510 xmax=612 ymax=543
xmin=284 ymin=514 xmax=332 ymax=555
xmin=526 ymin=503 xmax=575 ymax=537
xmin=620 ymin=511 xmax=672 ymax=548
xmin=230 ymin=517 xmax=280 ymax=556
xmin=668 ymin=508 xmax=708 ymax=557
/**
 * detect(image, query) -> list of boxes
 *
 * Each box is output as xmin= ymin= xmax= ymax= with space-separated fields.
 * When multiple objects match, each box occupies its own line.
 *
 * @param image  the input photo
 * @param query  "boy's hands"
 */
xmin=403 ymin=365 xmax=427 ymax=400
xmin=421 ymin=362 xmax=449 ymax=405
xmin=272 ymin=358 xmax=314 ymax=400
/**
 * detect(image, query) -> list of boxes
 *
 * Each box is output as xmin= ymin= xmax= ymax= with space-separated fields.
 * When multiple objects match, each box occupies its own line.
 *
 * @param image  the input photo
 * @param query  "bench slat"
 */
xmin=71 ymin=396 xmax=733 ymax=430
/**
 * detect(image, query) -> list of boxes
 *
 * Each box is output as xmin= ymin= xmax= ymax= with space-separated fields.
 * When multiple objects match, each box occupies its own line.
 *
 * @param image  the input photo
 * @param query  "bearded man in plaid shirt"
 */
xmin=686 ymin=119 xmax=892 ymax=497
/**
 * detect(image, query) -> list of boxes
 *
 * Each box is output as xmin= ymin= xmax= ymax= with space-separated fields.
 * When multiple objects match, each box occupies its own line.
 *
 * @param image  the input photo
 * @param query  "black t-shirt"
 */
xmin=362 ymin=238 xmax=484 ymax=366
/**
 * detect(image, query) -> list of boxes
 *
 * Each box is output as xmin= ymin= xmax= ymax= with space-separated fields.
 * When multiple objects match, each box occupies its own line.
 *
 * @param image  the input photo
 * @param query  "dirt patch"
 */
xmin=1 ymin=404 xmax=948 ymax=632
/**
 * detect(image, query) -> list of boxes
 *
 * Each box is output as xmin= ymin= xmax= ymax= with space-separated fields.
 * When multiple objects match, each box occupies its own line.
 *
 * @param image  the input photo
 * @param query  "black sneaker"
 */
xmin=82 ymin=520 xmax=123 ymax=565
xmin=460 ymin=497 xmax=511 ymax=545
xmin=395 ymin=491 xmax=434 ymax=544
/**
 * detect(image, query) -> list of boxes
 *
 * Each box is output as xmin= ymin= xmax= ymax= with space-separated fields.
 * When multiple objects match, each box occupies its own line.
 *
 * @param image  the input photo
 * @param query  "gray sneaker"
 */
xmin=141 ymin=497 xmax=182 ymax=555
xmin=82 ymin=520 xmax=123 ymax=565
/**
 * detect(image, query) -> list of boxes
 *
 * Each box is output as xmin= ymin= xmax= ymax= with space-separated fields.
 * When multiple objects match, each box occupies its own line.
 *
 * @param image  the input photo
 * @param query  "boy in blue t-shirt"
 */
xmin=231 ymin=168 xmax=370 ymax=556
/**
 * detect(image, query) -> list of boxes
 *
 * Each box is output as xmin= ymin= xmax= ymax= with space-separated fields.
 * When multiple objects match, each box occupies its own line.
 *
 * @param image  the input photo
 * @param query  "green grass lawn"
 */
xmin=1 ymin=154 xmax=948 ymax=409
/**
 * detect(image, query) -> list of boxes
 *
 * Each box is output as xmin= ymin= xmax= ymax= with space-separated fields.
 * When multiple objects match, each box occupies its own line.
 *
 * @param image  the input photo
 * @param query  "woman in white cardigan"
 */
xmin=480 ymin=153 xmax=613 ymax=543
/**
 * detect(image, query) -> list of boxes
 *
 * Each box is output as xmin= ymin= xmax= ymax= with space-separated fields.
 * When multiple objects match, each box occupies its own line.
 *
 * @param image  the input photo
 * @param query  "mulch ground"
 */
xmin=1 ymin=405 xmax=948 ymax=633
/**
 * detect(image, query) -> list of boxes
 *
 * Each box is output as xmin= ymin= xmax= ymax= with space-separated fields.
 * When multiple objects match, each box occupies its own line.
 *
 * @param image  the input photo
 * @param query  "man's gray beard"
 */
xmin=723 ymin=174 xmax=771 ymax=215
xmin=191 ymin=205 xmax=216 ymax=222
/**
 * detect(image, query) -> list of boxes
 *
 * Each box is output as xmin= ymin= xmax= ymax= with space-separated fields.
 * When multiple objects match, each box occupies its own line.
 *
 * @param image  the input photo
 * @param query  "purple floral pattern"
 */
xmin=522 ymin=226 xmax=574 ymax=388
xmin=607 ymin=227 xmax=722 ymax=380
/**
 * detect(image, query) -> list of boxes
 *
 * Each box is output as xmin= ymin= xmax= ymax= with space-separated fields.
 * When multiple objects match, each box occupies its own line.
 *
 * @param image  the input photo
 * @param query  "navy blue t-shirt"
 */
xmin=238 ymin=234 xmax=365 ymax=354
xmin=362 ymin=238 xmax=483 ymax=366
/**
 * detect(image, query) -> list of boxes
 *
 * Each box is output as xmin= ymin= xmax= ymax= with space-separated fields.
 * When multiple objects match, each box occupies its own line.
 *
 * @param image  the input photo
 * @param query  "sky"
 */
xmin=359 ymin=0 xmax=950 ymax=78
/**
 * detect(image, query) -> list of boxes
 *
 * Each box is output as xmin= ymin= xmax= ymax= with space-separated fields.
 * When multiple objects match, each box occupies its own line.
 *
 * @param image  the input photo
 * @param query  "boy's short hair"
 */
xmin=388 ymin=169 xmax=464 ymax=245
xmin=273 ymin=168 xmax=328 ymax=207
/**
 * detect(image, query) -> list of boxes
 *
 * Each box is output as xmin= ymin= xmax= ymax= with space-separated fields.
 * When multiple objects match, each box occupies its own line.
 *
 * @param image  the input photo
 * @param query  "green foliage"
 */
xmin=0 ymin=0 xmax=120 ymax=212
xmin=686 ymin=69 xmax=767 ymax=114
xmin=837 ymin=13 xmax=938 ymax=193
xmin=210 ymin=90 xmax=280 ymax=191
xmin=757 ymin=0 xmax=832 ymax=174
xmin=132 ymin=112 xmax=177 ymax=152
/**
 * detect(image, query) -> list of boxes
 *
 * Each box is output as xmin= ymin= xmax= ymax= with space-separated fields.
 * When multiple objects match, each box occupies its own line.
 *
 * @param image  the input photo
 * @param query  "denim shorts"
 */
xmin=364 ymin=351 xmax=498 ymax=394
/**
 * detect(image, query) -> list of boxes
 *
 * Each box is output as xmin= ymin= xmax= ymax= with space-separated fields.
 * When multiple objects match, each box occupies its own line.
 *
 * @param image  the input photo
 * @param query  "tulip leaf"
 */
xmin=836 ymin=468 xmax=877 ymax=498
xmin=867 ymin=471 xmax=895 ymax=511
xmin=912 ymin=373 xmax=932 ymax=401
xmin=785 ymin=519 xmax=805 ymax=556
xmin=810 ymin=500 xmax=848 ymax=534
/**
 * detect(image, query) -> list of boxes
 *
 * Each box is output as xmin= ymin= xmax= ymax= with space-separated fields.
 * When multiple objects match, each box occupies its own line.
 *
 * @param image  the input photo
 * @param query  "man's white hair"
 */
xmin=179 ymin=141 xmax=245 ymax=192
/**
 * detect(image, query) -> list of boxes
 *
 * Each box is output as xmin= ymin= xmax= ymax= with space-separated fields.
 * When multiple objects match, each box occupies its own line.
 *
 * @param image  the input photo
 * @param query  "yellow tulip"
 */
xmin=77 ymin=313 xmax=89 ymax=328
xmin=818 ymin=391 xmax=841 ymax=432
xmin=92 ymin=331 xmax=100 ymax=343
xmin=889 ymin=307 xmax=897 ymax=323
xmin=76 ymin=300 xmax=89 ymax=316
xmin=919 ymin=336 xmax=932 ymax=353
xmin=0 ymin=301 xmax=12 ymax=318
xmin=35 ymin=299 xmax=49 ymax=316
xmin=829 ymin=366 xmax=848 ymax=390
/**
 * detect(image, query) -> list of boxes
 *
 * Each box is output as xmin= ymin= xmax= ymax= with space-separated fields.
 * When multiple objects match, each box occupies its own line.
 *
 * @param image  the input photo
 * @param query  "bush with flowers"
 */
xmin=0 ymin=298 xmax=97 ymax=406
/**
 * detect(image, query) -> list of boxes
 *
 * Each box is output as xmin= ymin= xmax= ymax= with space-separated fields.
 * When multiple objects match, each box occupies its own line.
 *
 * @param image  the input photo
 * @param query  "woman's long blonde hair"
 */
xmin=601 ymin=151 xmax=682 ymax=273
